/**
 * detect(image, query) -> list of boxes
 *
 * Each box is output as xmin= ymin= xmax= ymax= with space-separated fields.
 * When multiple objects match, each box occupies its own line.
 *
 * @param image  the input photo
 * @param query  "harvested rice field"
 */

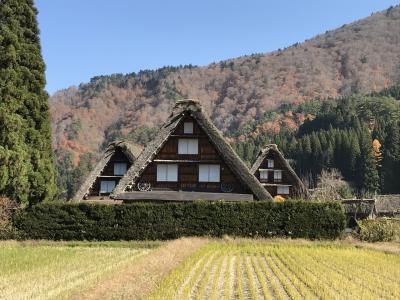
xmin=148 ymin=240 xmax=400 ymax=300
xmin=0 ymin=240 xmax=160 ymax=300
xmin=1 ymin=239 xmax=399 ymax=299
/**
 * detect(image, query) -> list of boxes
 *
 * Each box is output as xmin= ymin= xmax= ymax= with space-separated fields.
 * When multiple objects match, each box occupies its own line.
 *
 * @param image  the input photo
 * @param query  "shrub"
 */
xmin=358 ymin=218 xmax=400 ymax=242
xmin=13 ymin=201 xmax=345 ymax=240
xmin=0 ymin=197 xmax=18 ymax=239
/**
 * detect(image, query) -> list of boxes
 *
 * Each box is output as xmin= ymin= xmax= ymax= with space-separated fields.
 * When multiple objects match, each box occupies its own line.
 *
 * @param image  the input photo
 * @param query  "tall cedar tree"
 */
xmin=0 ymin=0 xmax=56 ymax=205
xmin=381 ymin=121 xmax=400 ymax=193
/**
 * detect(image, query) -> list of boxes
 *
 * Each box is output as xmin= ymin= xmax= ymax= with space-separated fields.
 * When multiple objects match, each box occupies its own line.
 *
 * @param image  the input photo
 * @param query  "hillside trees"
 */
xmin=232 ymin=92 xmax=400 ymax=195
xmin=0 ymin=0 xmax=56 ymax=204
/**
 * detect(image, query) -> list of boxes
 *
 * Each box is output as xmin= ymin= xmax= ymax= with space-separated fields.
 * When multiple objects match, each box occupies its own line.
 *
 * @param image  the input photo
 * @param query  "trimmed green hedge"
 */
xmin=13 ymin=201 xmax=345 ymax=240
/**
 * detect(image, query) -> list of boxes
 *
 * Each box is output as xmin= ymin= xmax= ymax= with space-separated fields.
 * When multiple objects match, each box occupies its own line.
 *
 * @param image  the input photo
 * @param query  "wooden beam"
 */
xmin=261 ymin=183 xmax=292 ymax=187
xmin=154 ymin=159 xmax=221 ymax=163
xmin=114 ymin=191 xmax=254 ymax=202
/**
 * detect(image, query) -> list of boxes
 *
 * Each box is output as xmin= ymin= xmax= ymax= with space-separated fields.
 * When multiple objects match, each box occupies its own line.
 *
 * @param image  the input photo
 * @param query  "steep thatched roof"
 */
xmin=250 ymin=144 xmax=309 ymax=199
xmin=73 ymin=141 xmax=142 ymax=201
xmin=375 ymin=195 xmax=400 ymax=216
xmin=113 ymin=99 xmax=272 ymax=200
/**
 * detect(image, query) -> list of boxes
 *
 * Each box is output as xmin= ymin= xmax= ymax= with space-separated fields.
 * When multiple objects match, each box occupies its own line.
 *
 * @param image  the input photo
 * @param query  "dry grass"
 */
xmin=0 ymin=241 xmax=154 ymax=299
xmin=71 ymin=237 xmax=208 ymax=300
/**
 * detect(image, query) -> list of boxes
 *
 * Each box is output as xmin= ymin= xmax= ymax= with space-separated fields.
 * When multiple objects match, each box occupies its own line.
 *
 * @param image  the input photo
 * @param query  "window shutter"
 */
xmin=268 ymin=159 xmax=274 ymax=168
xmin=198 ymin=165 xmax=209 ymax=182
xmin=157 ymin=164 xmax=167 ymax=181
xmin=114 ymin=163 xmax=127 ymax=175
xmin=274 ymin=170 xmax=282 ymax=180
xmin=157 ymin=164 xmax=178 ymax=182
xmin=184 ymin=122 xmax=193 ymax=134
xmin=277 ymin=186 xmax=290 ymax=195
xmin=208 ymin=165 xmax=220 ymax=182
xmin=100 ymin=181 xmax=115 ymax=193
xmin=178 ymin=139 xmax=198 ymax=154
xmin=259 ymin=170 xmax=269 ymax=180
xmin=188 ymin=139 xmax=198 ymax=154
xmin=178 ymin=139 xmax=188 ymax=154
xmin=199 ymin=164 xmax=220 ymax=182
xmin=167 ymin=164 xmax=178 ymax=182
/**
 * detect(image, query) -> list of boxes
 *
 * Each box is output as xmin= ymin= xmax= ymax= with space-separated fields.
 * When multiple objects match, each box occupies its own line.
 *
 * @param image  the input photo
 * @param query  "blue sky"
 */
xmin=35 ymin=0 xmax=399 ymax=94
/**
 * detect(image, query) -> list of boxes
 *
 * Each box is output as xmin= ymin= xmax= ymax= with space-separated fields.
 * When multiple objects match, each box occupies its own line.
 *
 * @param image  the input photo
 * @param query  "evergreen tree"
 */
xmin=357 ymin=127 xmax=379 ymax=193
xmin=0 ymin=0 xmax=56 ymax=205
xmin=381 ymin=121 xmax=400 ymax=193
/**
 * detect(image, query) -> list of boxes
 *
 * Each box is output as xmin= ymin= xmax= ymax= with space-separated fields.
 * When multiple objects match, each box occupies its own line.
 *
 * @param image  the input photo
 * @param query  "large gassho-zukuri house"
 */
xmin=74 ymin=141 xmax=142 ymax=200
xmin=250 ymin=144 xmax=309 ymax=199
xmin=110 ymin=99 xmax=273 ymax=202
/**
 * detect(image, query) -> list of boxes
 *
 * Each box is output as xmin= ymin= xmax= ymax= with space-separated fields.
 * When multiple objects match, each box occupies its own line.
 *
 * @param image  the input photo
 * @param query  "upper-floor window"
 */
xmin=267 ymin=159 xmax=274 ymax=168
xmin=184 ymin=122 xmax=194 ymax=134
xmin=178 ymin=139 xmax=198 ymax=154
xmin=199 ymin=164 xmax=220 ymax=182
xmin=259 ymin=169 xmax=269 ymax=180
xmin=274 ymin=170 xmax=282 ymax=182
xmin=157 ymin=164 xmax=178 ymax=182
xmin=114 ymin=162 xmax=127 ymax=175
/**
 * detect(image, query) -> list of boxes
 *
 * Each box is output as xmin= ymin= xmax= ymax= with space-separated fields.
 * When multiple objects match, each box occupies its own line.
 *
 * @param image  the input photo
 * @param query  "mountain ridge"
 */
xmin=49 ymin=5 xmax=400 ymax=163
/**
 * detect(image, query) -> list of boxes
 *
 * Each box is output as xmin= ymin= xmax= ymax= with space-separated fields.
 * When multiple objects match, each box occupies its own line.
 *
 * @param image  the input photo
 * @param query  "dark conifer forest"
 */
xmin=232 ymin=86 xmax=400 ymax=195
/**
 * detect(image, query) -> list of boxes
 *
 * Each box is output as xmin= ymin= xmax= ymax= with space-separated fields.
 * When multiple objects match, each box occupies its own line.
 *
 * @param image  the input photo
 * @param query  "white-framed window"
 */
xmin=199 ymin=164 xmax=220 ymax=182
xmin=100 ymin=180 xmax=115 ymax=193
xmin=178 ymin=139 xmax=198 ymax=154
xmin=277 ymin=185 xmax=290 ymax=195
xmin=114 ymin=162 xmax=127 ymax=175
xmin=184 ymin=122 xmax=194 ymax=134
xmin=157 ymin=164 xmax=178 ymax=182
xmin=267 ymin=159 xmax=274 ymax=168
xmin=259 ymin=169 xmax=269 ymax=180
xmin=274 ymin=170 xmax=282 ymax=181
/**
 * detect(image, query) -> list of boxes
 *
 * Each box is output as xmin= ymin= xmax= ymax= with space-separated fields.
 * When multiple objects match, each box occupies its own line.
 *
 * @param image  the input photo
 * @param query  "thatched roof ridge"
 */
xmin=375 ymin=195 xmax=400 ymax=215
xmin=250 ymin=144 xmax=309 ymax=199
xmin=341 ymin=199 xmax=376 ymax=217
xmin=113 ymin=99 xmax=273 ymax=200
xmin=73 ymin=141 xmax=142 ymax=201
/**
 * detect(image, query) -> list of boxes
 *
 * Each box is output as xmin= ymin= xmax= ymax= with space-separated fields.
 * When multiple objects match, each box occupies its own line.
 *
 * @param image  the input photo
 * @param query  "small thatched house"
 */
xmin=74 ymin=141 xmax=142 ymax=201
xmin=250 ymin=144 xmax=309 ymax=199
xmin=112 ymin=99 xmax=272 ymax=202
xmin=375 ymin=195 xmax=400 ymax=217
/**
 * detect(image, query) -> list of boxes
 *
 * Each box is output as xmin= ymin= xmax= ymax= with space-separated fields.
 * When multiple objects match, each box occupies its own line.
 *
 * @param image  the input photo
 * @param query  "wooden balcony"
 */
xmin=114 ymin=191 xmax=254 ymax=202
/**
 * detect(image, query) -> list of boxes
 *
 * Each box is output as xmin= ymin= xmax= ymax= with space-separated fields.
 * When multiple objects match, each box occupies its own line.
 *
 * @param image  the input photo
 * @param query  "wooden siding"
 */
xmin=135 ymin=116 xmax=249 ymax=194
xmin=116 ymin=191 xmax=254 ymax=202
xmin=89 ymin=148 xmax=132 ymax=196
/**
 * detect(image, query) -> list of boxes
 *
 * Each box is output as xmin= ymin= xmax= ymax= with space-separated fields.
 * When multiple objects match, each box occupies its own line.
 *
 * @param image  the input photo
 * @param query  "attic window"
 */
xmin=178 ymin=139 xmax=198 ymax=154
xmin=157 ymin=164 xmax=178 ymax=182
xmin=267 ymin=159 xmax=274 ymax=168
xmin=114 ymin=163 xmax=127 ymax=175
xmin=184 ymin=122 xmax=194 ymax=134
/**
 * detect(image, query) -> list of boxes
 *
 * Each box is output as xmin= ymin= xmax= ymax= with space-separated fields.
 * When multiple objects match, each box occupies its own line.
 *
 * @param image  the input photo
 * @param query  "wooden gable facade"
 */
xmin=133 ymin=115 xmax=248 ymax=194
xmin=250 ymin=144 xmax=309 ymax=199
xmin=113 ymin=100 xmax=272 ymax=201
xmin=73 ymin=141 xmax=142 ymax=201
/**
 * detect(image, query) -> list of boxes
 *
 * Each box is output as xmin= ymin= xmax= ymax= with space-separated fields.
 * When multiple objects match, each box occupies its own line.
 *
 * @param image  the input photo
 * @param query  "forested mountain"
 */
xmin=50 ymin=6 xmax=400 ymax=198
xmin=0 ymin=0 xmax=56 ymax=204
xmin=50 ymin=5 xmax=400 ymax=164
xmin=233 ymin=86 xmax=400 ymax=195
